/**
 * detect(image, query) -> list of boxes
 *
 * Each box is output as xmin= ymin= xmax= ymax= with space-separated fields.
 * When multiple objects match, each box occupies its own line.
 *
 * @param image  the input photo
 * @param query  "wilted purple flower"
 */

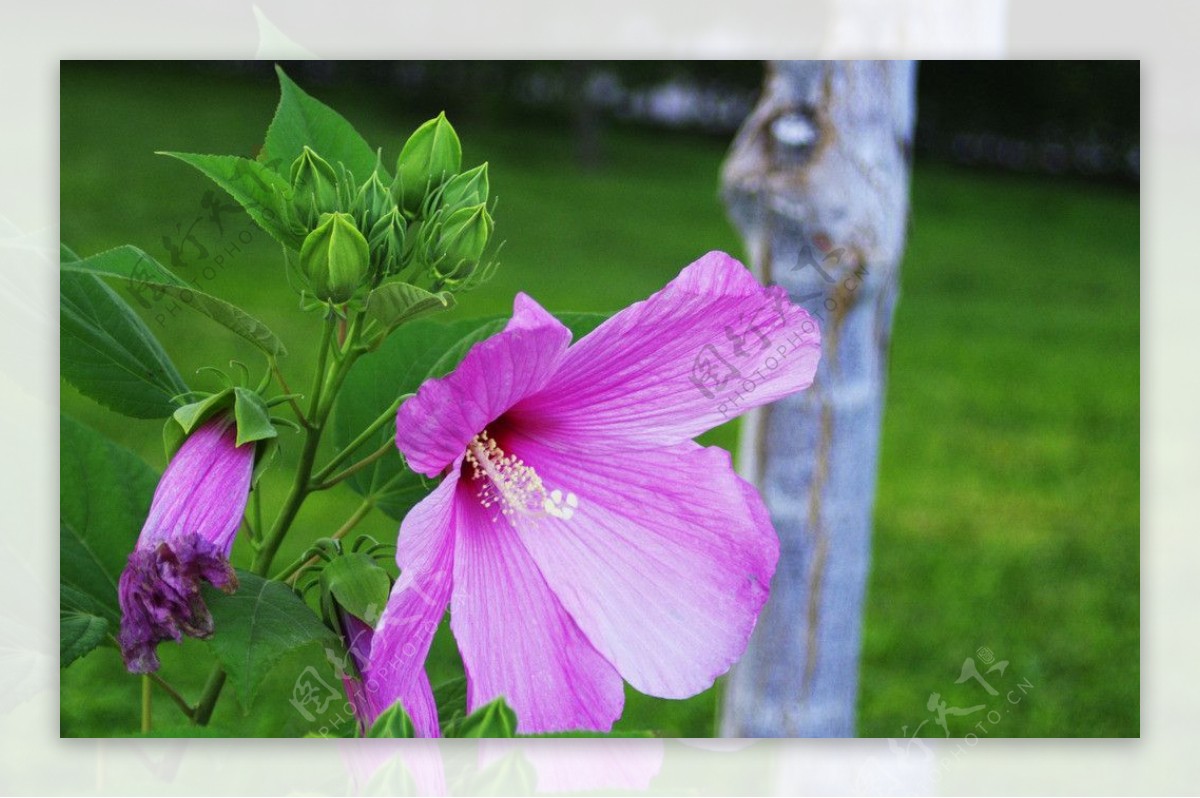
xmin=367 ymin=251 xmax=821 ymax=734
xmin=117 ymin=417 xmax=254 ymax=673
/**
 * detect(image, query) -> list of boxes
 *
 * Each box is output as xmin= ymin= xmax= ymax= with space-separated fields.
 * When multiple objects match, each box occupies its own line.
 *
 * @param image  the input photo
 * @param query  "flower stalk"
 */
xmin=141 ymin=675 xmax=151 ymax=734
xmin=311 ymin=440 xmax=394 ymax=492
xmin=147 ymin=672 xmax=194 ymax=719
xmin=311 ymin=396 xmax=403 ymax=486
xmin=193 ymin=311 xmax=372 ymax=725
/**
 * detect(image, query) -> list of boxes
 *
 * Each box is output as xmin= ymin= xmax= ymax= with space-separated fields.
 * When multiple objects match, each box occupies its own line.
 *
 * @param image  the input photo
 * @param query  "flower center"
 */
xmin=465 ymin=429 xmax=578 ymax=521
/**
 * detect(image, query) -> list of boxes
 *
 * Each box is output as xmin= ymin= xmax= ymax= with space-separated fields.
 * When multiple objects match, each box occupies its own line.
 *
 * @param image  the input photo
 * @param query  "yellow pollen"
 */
xmin=465 ymin=429 xmax=577 ymax=522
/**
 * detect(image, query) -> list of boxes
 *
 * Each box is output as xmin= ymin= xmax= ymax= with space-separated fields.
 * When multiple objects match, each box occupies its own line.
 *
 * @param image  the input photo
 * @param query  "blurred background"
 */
xmin=59 ymin=60 xmax=1139 ymax=737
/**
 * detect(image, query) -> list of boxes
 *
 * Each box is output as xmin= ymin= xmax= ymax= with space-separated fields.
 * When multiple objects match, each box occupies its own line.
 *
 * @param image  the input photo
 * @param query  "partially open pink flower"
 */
xmin=117 ymin=417 xmax=254 ymax=673
xmin=368 ymin=251 xmax=821 ymax=734
xmin=338 ymin=609 xmax=439 ymax=737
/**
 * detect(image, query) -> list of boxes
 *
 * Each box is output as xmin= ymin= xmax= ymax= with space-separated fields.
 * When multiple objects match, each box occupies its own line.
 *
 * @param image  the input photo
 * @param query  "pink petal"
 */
xmin=340 ymin=610 xmax=439 ymax=737
xmin=507 ymin=431 xmax=779 ymax=699
xmin=450 ymin=478 xmax=625 ymax=734
xmin=365 ymin=469 xmax=461 ymax=737
xmin=406 ymin=670 xmax=440 ymax=738
xmin=511 ymin=251 xmax=820 ymax=447
xmin=396 ymin=293 xmax=571 ymax=478
xmin=139 ymin=418 xmax=254 ymax=553
xmin=345 ymin=661 xmax=440 ymax=738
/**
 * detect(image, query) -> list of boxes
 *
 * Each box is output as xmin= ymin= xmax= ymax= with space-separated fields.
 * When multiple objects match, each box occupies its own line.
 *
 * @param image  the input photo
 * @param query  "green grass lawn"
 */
xmin=59 ymin=63 xmax=1139 ymax=738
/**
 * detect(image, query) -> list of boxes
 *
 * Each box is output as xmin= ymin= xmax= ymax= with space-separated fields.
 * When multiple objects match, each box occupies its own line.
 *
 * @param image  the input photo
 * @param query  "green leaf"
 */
xmin=321 ymin=552 xmax=392 ymax=626
xmin=203 ymin=570 xmax=337 ymax=710
xmin=60 ymin=583 xmax=115 ymax=625
xmin=453 ymin=697 xmax=518 ymax=738
xmin=314 ymin=550 xmax=391 ymax=682
xmin=556 ymin=311 xmax=610 ymax=340
xmin=262 ymin=66 xmax=384 ymax=185
xmin=60 ymin=415 xmax=159 ymax=625
xmin=432 ymin=675 xmax=468 ymax=731
xmin=164 ymin=387 xmax=234 ymax=458
xmin=60 ymin=606 xmax=109 ymax=668
xmin=172 ymin=389 xmax=233 ymax=434
xmin=364 ymin=282 xmax=455 ymax=341
xmin=63 ymin=245 xmax=287 ymax=357
xmin=158 ymin=152 xmax=304 ymax=249
xmin=251 ymin=438 xmax=280 ymax=488
xmin=232 ymin=387 xmax=278 ymax=447
xmin=61 ymin=268 xmax=190 ymax=419
xmin=367 ymin=702 xmax=416 ymax=738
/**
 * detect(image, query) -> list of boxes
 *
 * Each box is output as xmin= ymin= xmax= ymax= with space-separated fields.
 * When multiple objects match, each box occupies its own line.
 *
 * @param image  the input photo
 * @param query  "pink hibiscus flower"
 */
xmin=365 ymin=251 xmax=821 ymax=734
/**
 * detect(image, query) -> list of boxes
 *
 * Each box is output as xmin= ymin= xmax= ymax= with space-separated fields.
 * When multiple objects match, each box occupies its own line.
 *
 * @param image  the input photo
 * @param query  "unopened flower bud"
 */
xmin=395 ymin=112 xmax=462 ymax=217
xmin=433 ymin=203 xmax=492 ymax=283
xmin=355 ymin=170 xmax=393 ymax=231
xmin=438 ymin=162 xmax=489 ymax=212
xmin=300 ymin=212 xmax=369 ymax=303
xmin=290 ymin=146 xmax=340 ymax=227
xmin=367 ymin=207 xmax=407 ymax=276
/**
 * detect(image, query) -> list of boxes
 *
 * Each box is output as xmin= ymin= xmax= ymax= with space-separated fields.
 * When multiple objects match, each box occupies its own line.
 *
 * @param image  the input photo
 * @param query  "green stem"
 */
xmin=251 ymin=419 xmax=324 ymax=574
xmin=311 ymin=396 xmax=403 ymax=484
xmin=277 ymin=496 xmax=377 ymax=585
xmin=311 ymin=440 xmax=395 ymax=492
xmin=251 ymin=316 xmax=340 ymax=570
xmin=240 ymin=516 xmax=256 ymax=546
xmin=318 ymin=346 xmax=363 ymax=423
xmin=310 ymin=317 xmax=337 ymax=416
xmin=194 ymin=317 xmax=342 ymax=726
xmin=331 ymin=497 xmax=375 ymax=542
xmin=270 ymin=355 xmax=310 ymax=428
xmin=337 ymin=309 xmax=365 ymax=360
xmin=141 ymin=674 xmax=152 ymax=734
xmin=273 ymin=468 xmax=409 ymax=585
xmin=252 ymin=487 xmax=263 ymax=544
xmin=189 ymin=309 xmax=384 ymax=726
xmin=192 ymin=667 xmax=226 ymax=726
xmin=148 ymin=672 xmax=195 ymax=719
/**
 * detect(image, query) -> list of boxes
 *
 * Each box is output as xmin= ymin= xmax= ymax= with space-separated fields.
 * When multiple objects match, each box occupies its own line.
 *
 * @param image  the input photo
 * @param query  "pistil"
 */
xmin=465 ymin=429 xmax=577 ymax=521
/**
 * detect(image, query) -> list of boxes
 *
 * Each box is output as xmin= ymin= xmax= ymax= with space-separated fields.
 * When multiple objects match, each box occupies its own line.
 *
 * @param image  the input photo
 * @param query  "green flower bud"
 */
xmin=367 ymin=207 xmax=407 ymax=276
xmin=310 ymin=544 xmax=392 ymax=682
xmin=410 ymin=215 xmax=441 ymax=270
xmin=438 ymin=162 xmax=489 ymax=212
xmin=433 ymin=203 xmax=492 ymax=283
xmin=395 ymin=112 xmax=462 ymax=217
xmin=300 ymin=212 xmax=369 ymax=303
xmin=290 ymin=146 xmax=340 ymax=227
xmin=354 ymin=170 xmax=393 ymax=231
